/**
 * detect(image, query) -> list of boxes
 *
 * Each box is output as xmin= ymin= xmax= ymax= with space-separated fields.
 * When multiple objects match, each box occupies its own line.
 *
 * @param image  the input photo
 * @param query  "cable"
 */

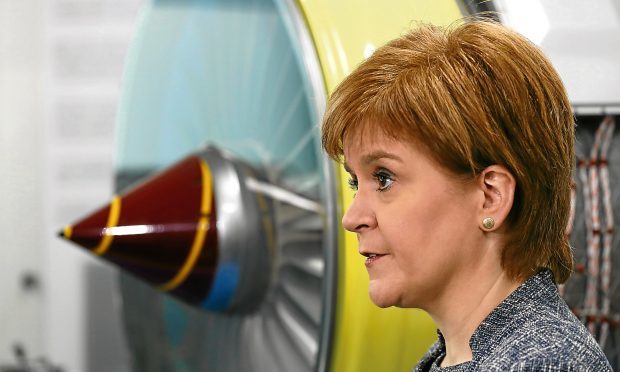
xmin=598 ymin=116 xmax=615 ymax=348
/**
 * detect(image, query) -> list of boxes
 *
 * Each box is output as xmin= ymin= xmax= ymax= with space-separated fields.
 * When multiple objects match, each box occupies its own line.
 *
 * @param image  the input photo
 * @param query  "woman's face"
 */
xmin=342 ymin=128 xmax=484 ymax=309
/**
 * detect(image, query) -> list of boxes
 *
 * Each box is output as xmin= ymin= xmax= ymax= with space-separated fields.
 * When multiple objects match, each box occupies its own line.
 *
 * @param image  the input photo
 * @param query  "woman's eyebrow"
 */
xmin=361 ymin=151 xmax=403 ymax=165
xmin=343 ymin=151 xmax=403 ymax=173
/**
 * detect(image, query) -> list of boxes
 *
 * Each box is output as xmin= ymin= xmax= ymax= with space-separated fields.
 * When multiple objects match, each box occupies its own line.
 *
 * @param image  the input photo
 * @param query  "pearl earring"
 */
xmin=482 ymin=217 xmax=495 ymax=230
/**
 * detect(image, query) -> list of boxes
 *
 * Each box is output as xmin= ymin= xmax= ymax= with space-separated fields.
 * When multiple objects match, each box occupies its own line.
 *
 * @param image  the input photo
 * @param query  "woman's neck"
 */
xmin=429 ymin=265 xmax=522 ymax=367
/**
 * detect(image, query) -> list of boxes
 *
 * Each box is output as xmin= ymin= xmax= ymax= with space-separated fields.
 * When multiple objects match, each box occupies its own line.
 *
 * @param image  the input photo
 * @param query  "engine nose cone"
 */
xmin=60 ymin=154 xmax=220 ymax=307
xmin=60 ymin=146 xmax=276 ymax=313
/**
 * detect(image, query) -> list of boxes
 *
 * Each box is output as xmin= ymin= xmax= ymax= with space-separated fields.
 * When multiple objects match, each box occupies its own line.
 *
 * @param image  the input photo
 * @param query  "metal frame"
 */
xmin=458 ymin=0 xmax=500 ymax=21
xmin=275 ymin=0 xmax=339 ymax=371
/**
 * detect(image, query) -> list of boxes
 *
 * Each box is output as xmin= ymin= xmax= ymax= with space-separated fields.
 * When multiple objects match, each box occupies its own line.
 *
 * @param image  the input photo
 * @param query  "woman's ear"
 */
xmin=476 ymin=165 xmax=516 ymax=232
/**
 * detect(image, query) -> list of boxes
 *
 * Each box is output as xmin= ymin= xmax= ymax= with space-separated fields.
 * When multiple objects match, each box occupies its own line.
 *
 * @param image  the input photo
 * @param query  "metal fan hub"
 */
xmin=197 ymin=146 xmax=275 ymax=313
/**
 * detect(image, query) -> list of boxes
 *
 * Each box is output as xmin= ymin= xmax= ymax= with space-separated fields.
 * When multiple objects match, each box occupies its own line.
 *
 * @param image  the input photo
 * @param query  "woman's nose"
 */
xmin=341 ymin=191 xmax=376 ymax=233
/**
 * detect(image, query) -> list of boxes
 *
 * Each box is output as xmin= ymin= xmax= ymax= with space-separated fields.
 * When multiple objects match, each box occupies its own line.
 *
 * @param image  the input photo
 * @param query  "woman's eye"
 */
xmin=347 ymin=177 xmax=358 ymax=191
xmin=374 ymin=170 xmax=394 ymax=192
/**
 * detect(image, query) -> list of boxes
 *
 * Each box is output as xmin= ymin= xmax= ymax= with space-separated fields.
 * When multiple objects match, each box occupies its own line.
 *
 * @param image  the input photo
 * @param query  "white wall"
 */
xmin=0 ymin=0 xmax=142 ymax=370
xmin=497 ymin=0 xmax=620 ymax=110
xmin=0 ymin=0 xmax=45 ymax=365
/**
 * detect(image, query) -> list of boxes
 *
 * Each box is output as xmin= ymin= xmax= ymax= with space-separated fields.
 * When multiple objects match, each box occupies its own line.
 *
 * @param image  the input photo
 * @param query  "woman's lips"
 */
xmin=365 ymin=253 xmax=386 ymax=267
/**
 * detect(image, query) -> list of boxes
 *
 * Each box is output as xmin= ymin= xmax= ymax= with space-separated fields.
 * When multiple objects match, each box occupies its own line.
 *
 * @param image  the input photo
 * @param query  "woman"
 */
xmin=321 ymin=21 xmax=612 ymax=371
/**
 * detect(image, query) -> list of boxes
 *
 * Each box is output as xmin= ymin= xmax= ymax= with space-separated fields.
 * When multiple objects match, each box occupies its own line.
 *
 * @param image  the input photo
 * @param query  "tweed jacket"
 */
xmin=414 ymin=269 xmax=612 ymax=371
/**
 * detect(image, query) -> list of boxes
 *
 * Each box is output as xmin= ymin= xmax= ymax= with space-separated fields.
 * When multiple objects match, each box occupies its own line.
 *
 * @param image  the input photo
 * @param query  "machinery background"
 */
xmin=109 ymin=1 xmax=461 ymax=371
xmin=0 ymin=1 xmax=619 ymax=371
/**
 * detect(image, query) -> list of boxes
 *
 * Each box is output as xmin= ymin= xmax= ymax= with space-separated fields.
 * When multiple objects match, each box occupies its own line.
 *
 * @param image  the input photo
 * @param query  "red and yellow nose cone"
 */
xmin=60 ymin=155 xmax=218 ymax=306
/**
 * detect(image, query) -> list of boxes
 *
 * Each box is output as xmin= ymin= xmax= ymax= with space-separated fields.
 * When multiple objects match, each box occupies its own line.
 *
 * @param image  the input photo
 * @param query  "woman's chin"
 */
xmin=368 ymin=282 xmax=399 ymax=308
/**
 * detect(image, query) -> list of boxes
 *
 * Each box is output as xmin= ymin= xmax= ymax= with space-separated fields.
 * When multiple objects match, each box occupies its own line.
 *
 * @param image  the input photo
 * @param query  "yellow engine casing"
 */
xmin=298 ymin=1 xmax=463 ymax=370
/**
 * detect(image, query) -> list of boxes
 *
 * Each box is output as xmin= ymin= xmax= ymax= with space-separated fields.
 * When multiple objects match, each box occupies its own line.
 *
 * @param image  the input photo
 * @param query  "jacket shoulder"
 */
xmin=506 ymin=358 xmax=611 ymax=372
xmin=478 ymin=318 xmax=612 ymax=371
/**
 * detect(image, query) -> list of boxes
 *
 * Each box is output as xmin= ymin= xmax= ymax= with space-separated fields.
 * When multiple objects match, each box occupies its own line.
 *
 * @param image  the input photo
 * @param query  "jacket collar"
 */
xmin=415 ymin=269 xmax=557 ymax=370
xmin=467 ymin=269 xmax=557 ymax=360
